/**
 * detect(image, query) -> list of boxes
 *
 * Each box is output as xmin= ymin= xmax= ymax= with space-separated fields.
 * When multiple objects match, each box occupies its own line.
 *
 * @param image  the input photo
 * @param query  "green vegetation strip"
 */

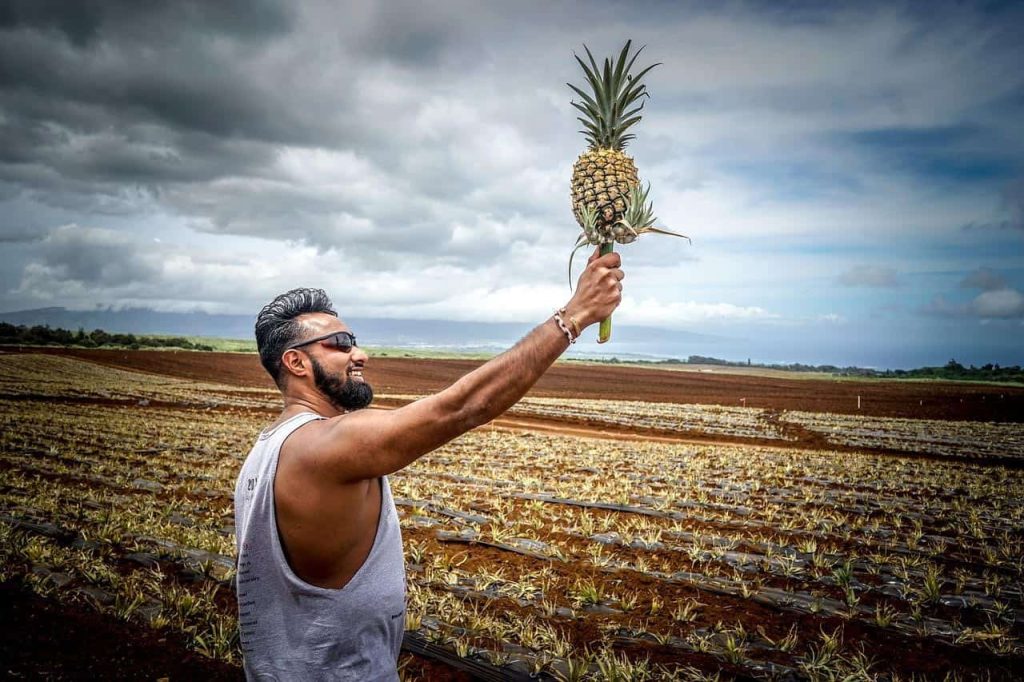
xmin=1 ymin=322 xmax=215 ymax=352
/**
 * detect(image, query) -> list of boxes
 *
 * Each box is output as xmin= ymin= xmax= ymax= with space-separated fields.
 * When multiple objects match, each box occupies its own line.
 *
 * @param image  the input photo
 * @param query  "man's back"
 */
xmin=273 ymin=415 xmax=389 ymax=589
xmin=234 ymin=412 xmax=405 ymax=681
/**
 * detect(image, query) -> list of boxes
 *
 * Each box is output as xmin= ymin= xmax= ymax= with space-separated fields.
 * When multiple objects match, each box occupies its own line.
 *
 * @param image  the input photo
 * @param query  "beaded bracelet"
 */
xmin=553 ymin=307 xmax=578 ymax=344
xmin=567 ymin=313 xmax=581 ymax=339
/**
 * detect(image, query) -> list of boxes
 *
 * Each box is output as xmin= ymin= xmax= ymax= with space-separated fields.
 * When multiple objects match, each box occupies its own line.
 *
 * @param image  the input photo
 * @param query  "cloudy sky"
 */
xmin=1 ymin=0 xmax=1022 ymax=367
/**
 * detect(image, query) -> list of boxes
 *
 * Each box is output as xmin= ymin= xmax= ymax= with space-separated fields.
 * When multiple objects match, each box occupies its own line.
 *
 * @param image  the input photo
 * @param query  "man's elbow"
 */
xmin=458 ymin=398 xmax=495 ymax=432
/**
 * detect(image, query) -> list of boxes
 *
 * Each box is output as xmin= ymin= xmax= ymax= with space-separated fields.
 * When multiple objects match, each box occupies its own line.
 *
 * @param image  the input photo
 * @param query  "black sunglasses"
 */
xmin=285 ymin=331 xmax=358 ymax=352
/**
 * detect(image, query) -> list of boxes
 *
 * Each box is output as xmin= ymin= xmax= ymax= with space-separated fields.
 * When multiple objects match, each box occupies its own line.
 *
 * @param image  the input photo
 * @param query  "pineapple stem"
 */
xmin=597 ymin=242 xmax=614 ymax=343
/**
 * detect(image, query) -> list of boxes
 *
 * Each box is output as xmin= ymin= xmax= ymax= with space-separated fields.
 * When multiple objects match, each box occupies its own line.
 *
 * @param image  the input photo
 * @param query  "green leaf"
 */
xmin=567 ymin=84 xmax=599 ymax=112
xmin=642 ymin=226 xmax=691 ymax=242
xmin=577 ymin=118 xmax=600 ymax=136
xmin=568 ymin=233 xmax=592 ymax=291
xmin=611 ymin=115 xmax=644 ymax=137
xmin=611 ymin=40 xmax=632 ymax=90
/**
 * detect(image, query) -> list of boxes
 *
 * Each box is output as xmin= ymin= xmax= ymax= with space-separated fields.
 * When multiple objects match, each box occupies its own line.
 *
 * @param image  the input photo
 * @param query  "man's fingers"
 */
xmin=586 ymin=249 xmax=622 ymax=268
xmin=588 ymin=251 xmax=621 ymax=269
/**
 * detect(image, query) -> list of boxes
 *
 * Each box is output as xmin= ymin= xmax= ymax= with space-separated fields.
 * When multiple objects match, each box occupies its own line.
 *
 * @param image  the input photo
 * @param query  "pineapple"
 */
xmin=567 ymin=41 xmax=689 ymax=341
xmin=568 ymin=40 xmax=655 ymax=244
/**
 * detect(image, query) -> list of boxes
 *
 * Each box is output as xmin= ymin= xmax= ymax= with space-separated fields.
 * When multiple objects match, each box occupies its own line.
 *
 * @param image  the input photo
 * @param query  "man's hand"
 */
xmin=565 ymin=247 xmax=625 ymax=329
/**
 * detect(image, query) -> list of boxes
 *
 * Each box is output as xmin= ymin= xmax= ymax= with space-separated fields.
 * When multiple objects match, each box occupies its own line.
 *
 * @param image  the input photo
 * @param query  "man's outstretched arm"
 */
xmin=307 ymin=249 xmax=624 ymax=482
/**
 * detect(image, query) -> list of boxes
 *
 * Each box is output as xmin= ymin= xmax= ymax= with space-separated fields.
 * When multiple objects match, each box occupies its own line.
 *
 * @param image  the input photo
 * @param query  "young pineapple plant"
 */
xmin=568 ymin=40 xmax=689 ymax=342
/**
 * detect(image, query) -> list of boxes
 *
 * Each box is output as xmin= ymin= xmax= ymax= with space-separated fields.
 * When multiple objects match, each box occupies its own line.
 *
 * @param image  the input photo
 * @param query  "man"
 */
xmin=234 ymin=249 xmax=624 ymax=680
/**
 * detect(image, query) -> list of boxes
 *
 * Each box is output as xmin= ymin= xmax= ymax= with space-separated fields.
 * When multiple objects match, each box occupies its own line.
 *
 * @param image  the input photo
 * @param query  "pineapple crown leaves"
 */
xmin=567 ymin=185 xmax=690 ymax=292
xmin=568 ymin=40 xmax=661 ymax=150
xmin=616 ymin=182 xmax=691 ymax=242
xmin=568 ymin=204 xmax=599 ymax=290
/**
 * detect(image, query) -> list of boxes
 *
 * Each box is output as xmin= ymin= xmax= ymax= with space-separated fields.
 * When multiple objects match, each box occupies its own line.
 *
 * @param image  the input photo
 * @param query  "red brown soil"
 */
xmin=0 ymin=580 xmax=243 ymax=681
xmin=0 ymin=578 xmax=467 ymax=681
xmin=12 ymin=347 xmax=1024 ymax=422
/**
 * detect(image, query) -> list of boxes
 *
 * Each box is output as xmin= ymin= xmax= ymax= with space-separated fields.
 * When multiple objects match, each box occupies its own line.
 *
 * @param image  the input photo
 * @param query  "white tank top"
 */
xmin=234 ymin=412 xmax=406 ymax=681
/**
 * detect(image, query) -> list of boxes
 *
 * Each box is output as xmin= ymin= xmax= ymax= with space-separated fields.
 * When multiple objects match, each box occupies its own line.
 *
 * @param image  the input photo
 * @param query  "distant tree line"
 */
xmin=634 ymin=354 xmax=1024 ymax=383
xmin=666 ymin=354 xmax=870 ymax=374
xmin=0 ymin=323 xmax=214 ymax=351
xmin=876 ymin=359 xmax=1024 ymax=383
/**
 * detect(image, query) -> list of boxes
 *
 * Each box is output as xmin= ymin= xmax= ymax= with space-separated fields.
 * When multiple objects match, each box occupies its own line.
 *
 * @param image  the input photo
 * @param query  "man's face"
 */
xmin=309 ymin=354 xmax=373 ymax=411
xmin=285 ymin=313 xmax=373 ymax=411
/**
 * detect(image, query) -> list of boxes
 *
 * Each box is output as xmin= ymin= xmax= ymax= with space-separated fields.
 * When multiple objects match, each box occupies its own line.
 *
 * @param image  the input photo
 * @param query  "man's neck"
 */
xmin=281 ymin=393 xmax=345 ymax=419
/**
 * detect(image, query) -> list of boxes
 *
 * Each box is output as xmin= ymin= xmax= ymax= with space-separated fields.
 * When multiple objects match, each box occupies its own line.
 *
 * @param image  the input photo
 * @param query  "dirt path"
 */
xmin=8 ymin=347 xmax=1024 ymax=422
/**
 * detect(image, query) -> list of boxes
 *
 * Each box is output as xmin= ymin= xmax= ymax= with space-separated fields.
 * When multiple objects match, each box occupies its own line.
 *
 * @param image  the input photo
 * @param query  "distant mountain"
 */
xmin=0 ymin=307 xmax=255 ymax=339
xmin=0 ymin=307 xmax=716 ymax=357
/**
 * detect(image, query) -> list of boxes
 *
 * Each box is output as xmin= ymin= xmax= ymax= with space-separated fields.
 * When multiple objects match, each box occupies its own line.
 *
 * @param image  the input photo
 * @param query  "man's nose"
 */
xmin=353 ymin=346 xmax=369 ymax=363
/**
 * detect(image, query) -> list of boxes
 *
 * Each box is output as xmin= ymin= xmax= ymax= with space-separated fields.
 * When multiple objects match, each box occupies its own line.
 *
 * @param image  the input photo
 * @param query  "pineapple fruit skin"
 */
xmin=571 ymin=147 xmax=640 ymax=245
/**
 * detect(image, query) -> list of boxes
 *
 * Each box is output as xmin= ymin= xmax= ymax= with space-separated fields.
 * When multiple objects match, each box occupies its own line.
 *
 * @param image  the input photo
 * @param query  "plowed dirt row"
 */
xmin=3 ymin=348 xmax=1023 ymax=680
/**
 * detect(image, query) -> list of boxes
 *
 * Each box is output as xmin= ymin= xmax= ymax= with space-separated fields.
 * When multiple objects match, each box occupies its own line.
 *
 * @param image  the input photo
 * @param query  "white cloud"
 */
xmin=926 ymin=287 xmax=1024 ymax=320
xmin=617 ymin=296 xmax=778 ymax=327
xmin=971 ymin=288 xmax=1024 ymax=318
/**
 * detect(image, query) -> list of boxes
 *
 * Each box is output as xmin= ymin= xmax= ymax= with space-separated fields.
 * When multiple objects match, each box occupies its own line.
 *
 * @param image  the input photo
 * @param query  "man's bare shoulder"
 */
xmin=277 ymin=412 xmax=330 ymax=460
xmin=275 ymin=410 xmax=376 ymax=483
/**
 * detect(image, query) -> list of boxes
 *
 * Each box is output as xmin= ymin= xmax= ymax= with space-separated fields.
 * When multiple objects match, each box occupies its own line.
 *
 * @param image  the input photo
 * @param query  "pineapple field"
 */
xmin=1 ymin=349 xmax=1023 ymax=680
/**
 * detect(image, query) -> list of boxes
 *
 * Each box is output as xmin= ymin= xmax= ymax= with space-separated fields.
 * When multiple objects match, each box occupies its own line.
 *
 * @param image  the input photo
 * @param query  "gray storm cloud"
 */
xmin=0 ymin=0 xmax=585 ymax=264
xmin=0 ymin=0 xmax=1022 ymax=366
xmin=36 ymin=224 xmax=159 ymax=286
xmin=959 ymin=267 xmax=1024 ymax=319
xmin=960 ymin=267 xmax=1007 ymax=292
xmin=837 ymin=265 xmax=899 ymax=288
xmin=926 ymin=267 xmax=1024 ymax=320
xmin=1004 ymin=178 xmax=1024 ymax=231
xmin=3 ymin=0 xmax=1022 ymax=255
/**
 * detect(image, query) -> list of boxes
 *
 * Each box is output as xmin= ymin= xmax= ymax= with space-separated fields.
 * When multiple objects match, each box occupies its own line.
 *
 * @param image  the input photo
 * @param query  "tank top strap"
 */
xmin=257 ymin=411 xmax=325 ymax=444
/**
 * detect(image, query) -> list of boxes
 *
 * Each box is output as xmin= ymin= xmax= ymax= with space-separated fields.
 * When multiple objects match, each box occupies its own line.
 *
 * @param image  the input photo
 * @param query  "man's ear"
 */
xmin=280 ymin=348 xmax=310 ymax=379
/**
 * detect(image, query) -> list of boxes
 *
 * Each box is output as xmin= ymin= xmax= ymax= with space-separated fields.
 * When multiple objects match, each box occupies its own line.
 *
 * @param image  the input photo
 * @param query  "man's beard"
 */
xmin=310 ymin=356 xmax=374 ymax=411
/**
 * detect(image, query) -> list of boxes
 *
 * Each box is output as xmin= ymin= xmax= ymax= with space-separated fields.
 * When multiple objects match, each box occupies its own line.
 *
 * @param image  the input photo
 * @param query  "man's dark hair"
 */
xmin=255 ymin=288 xmax=337 ymax=387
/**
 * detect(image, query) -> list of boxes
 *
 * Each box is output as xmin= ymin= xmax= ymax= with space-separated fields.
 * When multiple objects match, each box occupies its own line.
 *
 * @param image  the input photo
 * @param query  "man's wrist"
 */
xmin=562 ymin=302 xmax=591 ymax=332
xmin=552 ymin=308 xmax=577 ymax=344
